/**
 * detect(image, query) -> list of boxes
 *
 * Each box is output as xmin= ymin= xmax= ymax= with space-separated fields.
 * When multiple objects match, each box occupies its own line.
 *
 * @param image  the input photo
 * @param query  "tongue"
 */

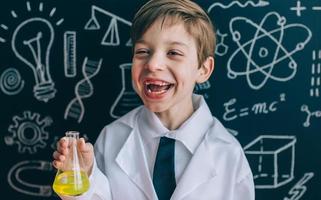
xmin=148 ymin=84 xmax=171 ymax=92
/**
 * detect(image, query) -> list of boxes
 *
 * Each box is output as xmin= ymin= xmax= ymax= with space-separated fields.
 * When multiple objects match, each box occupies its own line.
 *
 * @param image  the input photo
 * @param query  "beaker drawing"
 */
xmin=109 ymin=63 xmax=142 ymax=118
xmin=52 ymin=131 xmax=89 ymax=196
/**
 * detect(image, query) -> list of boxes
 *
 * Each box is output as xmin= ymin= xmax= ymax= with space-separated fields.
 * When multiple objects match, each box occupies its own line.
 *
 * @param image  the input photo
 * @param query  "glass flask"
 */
xmin=53 ymin=131 xmax=90 ymax=196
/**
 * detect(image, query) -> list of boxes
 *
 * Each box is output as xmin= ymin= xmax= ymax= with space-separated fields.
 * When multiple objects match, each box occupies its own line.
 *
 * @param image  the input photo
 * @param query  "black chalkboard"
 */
xmin=0 ymin=0 xmax=320 ymax=199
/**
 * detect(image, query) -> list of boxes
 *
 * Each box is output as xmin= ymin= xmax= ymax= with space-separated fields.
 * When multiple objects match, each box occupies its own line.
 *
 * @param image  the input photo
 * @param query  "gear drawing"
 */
xmin=5 ymin=111 xmax=53 ymax=154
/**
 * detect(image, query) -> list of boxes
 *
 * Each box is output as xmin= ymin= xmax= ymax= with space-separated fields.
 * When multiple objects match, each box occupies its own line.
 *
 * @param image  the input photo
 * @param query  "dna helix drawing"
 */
xmin=64 ymin=57 xmax=103 ymax=123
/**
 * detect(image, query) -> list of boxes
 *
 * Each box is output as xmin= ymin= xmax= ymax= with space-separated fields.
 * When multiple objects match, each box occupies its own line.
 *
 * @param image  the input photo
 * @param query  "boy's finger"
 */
xmin=56 ymin=137 xmax=68 ymax=152
xmin=52 ymin=151 xmax=65 ymax=161
xmin=52 ymin=160 xmax=63 ymax=169
xmin=78 ymin=138 xmax=88 ymax=151
xmin=78 ymin=138 xmax=93 ymax=153
xmin=52 ymin=151 xmax=60 ymax=159
xmin=58 ymin=137 xmax=68 ymax=148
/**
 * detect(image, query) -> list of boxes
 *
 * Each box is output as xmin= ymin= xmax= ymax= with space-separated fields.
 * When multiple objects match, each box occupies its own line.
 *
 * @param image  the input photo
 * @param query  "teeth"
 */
xmin=145 ymin=81 xmax=170 ymax=86
xmin=147 ymin=88 xmax=166 ymax=94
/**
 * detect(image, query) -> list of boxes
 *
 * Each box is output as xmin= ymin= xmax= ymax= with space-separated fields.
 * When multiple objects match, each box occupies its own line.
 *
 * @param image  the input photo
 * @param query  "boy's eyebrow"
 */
xmin=135 ymin=39 xmax=146 ymax=44
xmin=166 ymin=41 xmax=189 ymax=48
xmin=135 ymin=39 xmax=189 ymax=48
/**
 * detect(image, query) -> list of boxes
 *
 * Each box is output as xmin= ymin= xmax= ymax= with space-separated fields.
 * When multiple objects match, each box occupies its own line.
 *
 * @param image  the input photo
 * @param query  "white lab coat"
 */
xmin=60 ymin=100 xmax=255 ymax=200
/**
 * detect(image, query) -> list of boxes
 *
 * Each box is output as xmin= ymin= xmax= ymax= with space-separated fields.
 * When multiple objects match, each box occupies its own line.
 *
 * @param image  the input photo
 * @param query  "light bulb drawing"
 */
xmin=12 ymin=18 xmax=56 ymax=102
xmin=1 ymin=1 xmax=64 ymax=102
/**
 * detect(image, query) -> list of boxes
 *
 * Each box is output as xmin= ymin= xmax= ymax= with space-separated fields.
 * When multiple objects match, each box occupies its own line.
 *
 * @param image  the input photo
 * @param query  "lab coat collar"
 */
xmin=172 ymin=122 xmax=219 ymax=200
xmin=172 ymin=119 xmax=234 ymax=199
xmin=140 ymin=94 xmax=214 ymax=154
xmin=115 ymin=125 xmax=157 ymax=200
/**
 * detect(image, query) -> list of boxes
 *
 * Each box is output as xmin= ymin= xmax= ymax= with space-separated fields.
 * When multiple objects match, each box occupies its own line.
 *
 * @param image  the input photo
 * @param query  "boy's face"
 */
xmin=132 ymin=19 xmax=209 ymax=114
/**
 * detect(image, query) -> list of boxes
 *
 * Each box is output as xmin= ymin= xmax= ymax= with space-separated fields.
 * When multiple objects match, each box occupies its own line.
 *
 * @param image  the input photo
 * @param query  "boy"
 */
xmin=52 ymin=0 xmax=255 ymax=199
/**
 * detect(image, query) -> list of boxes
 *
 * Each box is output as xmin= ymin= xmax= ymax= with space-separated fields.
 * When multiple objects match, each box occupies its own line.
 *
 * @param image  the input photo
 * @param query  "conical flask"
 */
xmin=53 ymin=131 xmax=90 ymax=196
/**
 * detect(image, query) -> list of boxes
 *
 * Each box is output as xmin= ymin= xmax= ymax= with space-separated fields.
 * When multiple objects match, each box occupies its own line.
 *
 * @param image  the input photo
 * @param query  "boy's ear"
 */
xmin=196 ymin=56 xmax=214 ymax=83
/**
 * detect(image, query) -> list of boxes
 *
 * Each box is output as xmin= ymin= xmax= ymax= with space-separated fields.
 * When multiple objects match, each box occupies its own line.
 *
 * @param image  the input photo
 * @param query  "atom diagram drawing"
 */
xmin=227 ymin=12 xmax=312 ymax=90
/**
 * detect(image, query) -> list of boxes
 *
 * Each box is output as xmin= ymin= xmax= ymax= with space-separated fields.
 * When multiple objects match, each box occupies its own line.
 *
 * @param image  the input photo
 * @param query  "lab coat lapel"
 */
xmin=171 ymin=134 xmax=217 ymax=200
xmin=115 ymin=127 xmax=156 ymax=200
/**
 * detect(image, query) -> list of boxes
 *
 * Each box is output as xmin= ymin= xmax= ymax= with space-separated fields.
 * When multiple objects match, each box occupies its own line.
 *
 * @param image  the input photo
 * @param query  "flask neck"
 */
xmin=65 ymin=131 xmax=79 ymax=139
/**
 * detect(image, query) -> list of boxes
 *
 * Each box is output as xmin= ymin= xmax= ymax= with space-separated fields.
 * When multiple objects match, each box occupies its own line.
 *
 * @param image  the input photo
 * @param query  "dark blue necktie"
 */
xmin=153 ymin=137 xmax=176 ymax=200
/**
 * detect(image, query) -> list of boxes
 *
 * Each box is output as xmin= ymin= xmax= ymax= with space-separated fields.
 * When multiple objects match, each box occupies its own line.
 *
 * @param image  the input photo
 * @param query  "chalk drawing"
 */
xmin=64 ymin=57 xmax=103 ymax=123
xmin=0 ymin=67 xmax=25 ymax=95
xmin=8 ymin=160 xmax=53 ymax=197
xmin=284 ymin=172 xmax=314 ymax=200
xmin=5 ymin=111 xmax=52 ymax=154
xmin=244 ymin=135 xmax=296 ymax=189
xmin=227 ymin=12 xmax=312 ymax=90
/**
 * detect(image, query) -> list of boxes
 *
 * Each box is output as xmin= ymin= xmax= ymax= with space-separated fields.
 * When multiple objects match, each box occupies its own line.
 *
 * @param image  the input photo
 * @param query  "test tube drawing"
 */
xmin=109 ymin=63 xmax=142 ymax=118
xmin=64 ymin=31 xmax=77 ymax=78
xmin=64 ymin=57 xmax=102 ymax=123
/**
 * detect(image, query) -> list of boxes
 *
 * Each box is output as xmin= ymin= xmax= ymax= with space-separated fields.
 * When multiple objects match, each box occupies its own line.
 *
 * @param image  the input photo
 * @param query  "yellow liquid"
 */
xmin=53 ymin=170 xmax=90 ymax=196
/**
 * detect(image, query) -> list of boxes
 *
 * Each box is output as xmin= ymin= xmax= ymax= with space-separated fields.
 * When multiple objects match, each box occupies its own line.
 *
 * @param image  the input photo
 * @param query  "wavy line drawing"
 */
xmin=64 ymin=57 xmax=103 ymax=123
xmin=208 ymin=0 xmax=269 ymax=12
xmin=227 ymin=12 xmax=312 ymax=90
xmin=0 ymin=68 xmax=25 ymax=95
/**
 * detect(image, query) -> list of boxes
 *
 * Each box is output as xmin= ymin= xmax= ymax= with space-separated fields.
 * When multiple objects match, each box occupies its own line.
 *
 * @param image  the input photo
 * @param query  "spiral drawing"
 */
xmin=0 ymin=68 xmax=25 ymax=95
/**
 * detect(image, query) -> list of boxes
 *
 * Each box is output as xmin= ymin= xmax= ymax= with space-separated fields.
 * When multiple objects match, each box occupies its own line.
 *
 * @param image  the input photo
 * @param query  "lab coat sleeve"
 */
xmin=233 ymin=146 xmax=255 ymax=200
xmin=57 ymin=157 xmax=112 ymax=200
xmin=234 ymin=173 xmax=255 ymax=200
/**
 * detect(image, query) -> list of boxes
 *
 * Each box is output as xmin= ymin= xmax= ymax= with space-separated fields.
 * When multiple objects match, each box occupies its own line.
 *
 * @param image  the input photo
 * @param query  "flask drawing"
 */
xmin=109 ymin=63 xmax=142 ymax=118
xmin=52 ymin=131 xmax=89 ymax=196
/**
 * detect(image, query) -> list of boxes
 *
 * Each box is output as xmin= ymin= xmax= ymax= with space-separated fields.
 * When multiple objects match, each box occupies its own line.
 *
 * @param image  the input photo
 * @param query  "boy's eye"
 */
xmin=135 ymin=49 xmax=149 ymax=55
xmin=168 ymin=50 xmax=183 ymax=56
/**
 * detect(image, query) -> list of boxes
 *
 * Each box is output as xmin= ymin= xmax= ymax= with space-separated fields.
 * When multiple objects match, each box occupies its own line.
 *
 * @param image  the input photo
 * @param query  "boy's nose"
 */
xmin=145 ymin=53 xmax=165 ymax=72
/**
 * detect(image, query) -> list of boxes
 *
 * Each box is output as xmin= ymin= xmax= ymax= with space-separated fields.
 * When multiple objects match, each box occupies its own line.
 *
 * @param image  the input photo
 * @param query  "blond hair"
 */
xmin=131 ymin=0 xmax=216 ymax=65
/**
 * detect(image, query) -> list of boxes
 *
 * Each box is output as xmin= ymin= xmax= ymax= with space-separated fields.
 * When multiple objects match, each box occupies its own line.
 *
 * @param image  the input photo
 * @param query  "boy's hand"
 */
xmin=52 ymin=137 xmax=94 ymax=176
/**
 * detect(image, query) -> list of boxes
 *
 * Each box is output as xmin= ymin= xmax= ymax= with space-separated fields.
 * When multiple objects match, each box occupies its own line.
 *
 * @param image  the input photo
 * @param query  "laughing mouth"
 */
xmin=144 ymin=80 xmax=174 ymax=94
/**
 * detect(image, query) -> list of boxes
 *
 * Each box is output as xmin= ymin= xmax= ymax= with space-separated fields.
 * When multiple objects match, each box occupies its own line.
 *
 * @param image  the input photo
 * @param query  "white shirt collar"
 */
xmin=138 ymin=94 xmax=214 ymax=154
